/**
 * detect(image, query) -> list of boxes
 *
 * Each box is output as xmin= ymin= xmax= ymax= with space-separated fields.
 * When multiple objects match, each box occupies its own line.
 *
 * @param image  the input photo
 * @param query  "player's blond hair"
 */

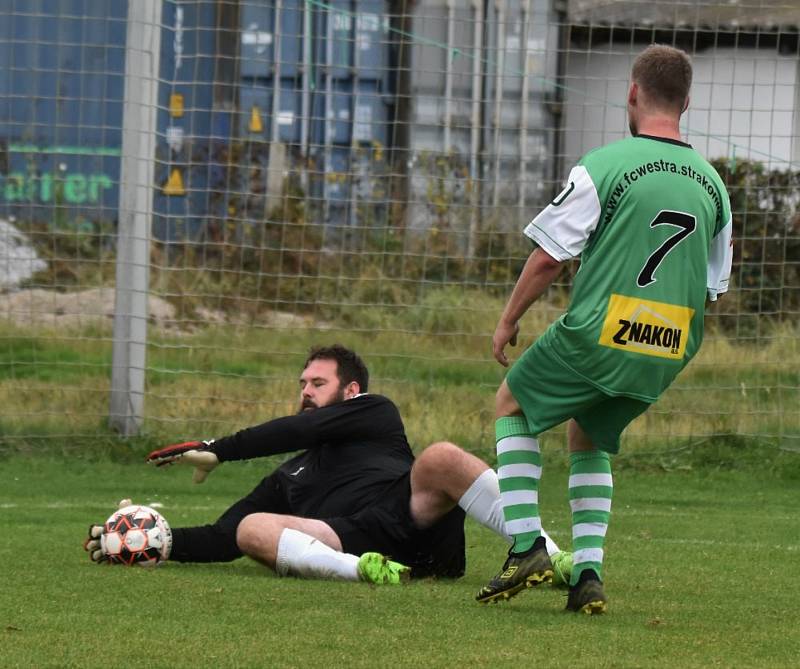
xmin=632 ymin=45 xmax=692 ymax=114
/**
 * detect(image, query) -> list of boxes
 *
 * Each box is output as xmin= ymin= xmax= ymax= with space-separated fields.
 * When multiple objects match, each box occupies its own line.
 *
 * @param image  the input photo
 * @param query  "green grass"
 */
xmin=1 ymin=315 xmax=798 ymax=453
xmin=2 ymin=456 xmax=799 ymax=668
xmin=0 ymin=334 xmax=111 ymax=382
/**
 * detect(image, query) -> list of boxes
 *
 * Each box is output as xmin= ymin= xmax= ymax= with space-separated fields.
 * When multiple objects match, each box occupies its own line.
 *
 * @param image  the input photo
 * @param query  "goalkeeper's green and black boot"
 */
xmin=357 ymin=552 xmax=411 ymax=585
xmin=565 ymin=568 xmax=608 ymax=615
xmin=550 ymin=551 xmax=573 ymax=589
xmin=475 ymin=536 xmax=553 ymax=603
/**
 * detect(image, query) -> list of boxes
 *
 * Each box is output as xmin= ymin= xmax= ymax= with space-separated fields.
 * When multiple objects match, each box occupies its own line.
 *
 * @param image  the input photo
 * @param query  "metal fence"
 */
xmin=1 ymin=0 xmax=798 ymax=451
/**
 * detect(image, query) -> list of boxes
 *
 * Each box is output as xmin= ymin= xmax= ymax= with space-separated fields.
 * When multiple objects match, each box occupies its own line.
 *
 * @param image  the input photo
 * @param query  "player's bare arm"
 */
xmin=493 ymin=247 xmax=563 ymax=366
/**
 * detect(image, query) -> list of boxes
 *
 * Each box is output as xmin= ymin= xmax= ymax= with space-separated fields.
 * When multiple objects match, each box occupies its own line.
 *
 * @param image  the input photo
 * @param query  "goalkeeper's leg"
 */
xmin=237 ymin=514 xmax=409 ymax=583
xmin=409 ymin=440 xmax=561 ymax=556
xmin=169 ymin=471 xmax=291 ymax=562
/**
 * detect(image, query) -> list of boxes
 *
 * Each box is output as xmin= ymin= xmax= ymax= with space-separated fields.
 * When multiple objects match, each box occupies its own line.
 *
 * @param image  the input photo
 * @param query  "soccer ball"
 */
xmin=101 ymin=505 xmax=172 ymax=567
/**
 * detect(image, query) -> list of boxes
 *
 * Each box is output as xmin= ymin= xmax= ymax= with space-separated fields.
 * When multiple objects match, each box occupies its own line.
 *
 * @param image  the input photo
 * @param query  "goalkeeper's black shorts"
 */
xmin=170 ymin=470 xmax=465 ymax=576
xmin=326 ymin=471 xmax=466 ymax=579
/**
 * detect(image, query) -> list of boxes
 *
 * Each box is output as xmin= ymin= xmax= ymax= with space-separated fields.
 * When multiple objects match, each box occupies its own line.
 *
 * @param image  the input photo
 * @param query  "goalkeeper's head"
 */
xmin=628 ymin=44 xmax=692 ymax=135
xmin=299 ymin=345 xmax=369 ymax=412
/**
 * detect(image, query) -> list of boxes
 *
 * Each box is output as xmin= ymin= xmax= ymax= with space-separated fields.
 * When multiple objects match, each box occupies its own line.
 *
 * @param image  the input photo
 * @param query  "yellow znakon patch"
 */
xmin=599 ymin=294 xmax=694 ymax=360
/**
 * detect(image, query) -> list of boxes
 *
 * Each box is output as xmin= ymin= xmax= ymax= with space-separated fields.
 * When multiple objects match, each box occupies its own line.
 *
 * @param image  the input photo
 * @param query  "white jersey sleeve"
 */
xmin=706 ymin=213 xmax=732 ymax=301
xmin=523 ymin=165 xmax=601 ymax=261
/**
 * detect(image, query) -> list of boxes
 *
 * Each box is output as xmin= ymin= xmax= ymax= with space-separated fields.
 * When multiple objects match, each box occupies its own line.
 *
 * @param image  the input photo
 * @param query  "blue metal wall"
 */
xmin=0 ymin=0 xmax=127 ymax=224
xmin=0 ymin=0 xmax=396 ymax=234
xmin=237 ymin=0 xmax=394 ymax=224
xmin=152 ymin=0 xmax=221 ymax=241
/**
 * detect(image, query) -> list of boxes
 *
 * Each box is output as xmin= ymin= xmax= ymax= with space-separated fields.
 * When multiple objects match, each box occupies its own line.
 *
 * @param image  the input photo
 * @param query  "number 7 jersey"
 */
xmin=525 ymin=135 xmax=733 ymax=402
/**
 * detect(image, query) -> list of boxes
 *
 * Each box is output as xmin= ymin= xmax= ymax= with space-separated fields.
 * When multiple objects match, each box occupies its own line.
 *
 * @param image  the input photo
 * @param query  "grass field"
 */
xmin=2 ymin=453 xmax=799 ymax=668
xmin=1 ymin=310 xmax=798 ymax=455
xmin=1 ymin=297 xmax=798 ymax=666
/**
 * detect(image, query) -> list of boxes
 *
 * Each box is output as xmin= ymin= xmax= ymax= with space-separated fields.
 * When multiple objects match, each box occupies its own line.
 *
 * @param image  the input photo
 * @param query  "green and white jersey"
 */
xmin=525 ymin=135 xmax=733 ymax=402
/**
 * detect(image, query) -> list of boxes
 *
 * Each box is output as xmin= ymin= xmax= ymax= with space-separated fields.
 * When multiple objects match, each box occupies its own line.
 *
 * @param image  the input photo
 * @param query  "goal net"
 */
xmin=0 ymin=0 xmax=797 ymax=456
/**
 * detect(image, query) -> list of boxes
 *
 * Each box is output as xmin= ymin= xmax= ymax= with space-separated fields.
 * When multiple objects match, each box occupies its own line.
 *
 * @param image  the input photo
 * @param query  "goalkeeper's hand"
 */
xmin=83 ymin=524 xmax=106 ymax=563
xmin=83 ymin=498 xmax=132 ymax=563
xmin=146 ymin=440 xmax=220 ymax=484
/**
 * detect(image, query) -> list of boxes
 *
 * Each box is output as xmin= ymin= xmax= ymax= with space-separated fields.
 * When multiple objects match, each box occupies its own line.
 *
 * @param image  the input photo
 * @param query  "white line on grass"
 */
xmin=0 ymin=503 xmax=223 ymax=511
xmin=619 ymin=506 xmax=798 ymax=522
xmin=615 ymin=533 xmax=799 ymax=552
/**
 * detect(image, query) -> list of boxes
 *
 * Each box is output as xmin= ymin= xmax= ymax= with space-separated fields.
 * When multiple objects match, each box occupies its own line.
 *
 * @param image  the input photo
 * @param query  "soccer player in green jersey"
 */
xmin=475 ymin=45 xmax=733 ymax=613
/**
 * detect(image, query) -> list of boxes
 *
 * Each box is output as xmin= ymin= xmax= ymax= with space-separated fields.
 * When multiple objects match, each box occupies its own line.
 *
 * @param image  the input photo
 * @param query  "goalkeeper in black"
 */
xmin=85 ymin=344 xmax=569 ymax=584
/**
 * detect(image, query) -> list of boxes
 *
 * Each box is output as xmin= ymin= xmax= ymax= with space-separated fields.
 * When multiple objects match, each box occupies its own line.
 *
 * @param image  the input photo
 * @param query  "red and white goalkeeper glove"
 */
xmin=146 ymin=440 xmax=219 ymax=484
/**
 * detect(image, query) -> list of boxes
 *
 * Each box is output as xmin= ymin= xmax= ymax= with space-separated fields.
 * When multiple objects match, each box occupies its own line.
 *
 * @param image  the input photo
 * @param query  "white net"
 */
xmin=0 ymin=0 xmax=798 ymax=454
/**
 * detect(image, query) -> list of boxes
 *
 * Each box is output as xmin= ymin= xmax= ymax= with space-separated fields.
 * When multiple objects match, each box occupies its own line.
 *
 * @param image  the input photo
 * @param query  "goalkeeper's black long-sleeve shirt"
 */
xmin=211 ymin=394 xmax=415 ymax=517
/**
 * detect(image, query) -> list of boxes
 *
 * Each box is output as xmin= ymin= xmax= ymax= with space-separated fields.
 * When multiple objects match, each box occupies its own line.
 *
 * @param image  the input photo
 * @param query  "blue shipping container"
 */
xmin=153 ymin=0 xmax=220 ymax=240
xmin=239 ymin=79 xmax=302 ymax=143
xmin=240 ymin=0 xmax=305 ymax=79
xmin=0 ymin=0 xmax=127 ymax=221
xmin=0 ymin=0 xmax=398 ymax=232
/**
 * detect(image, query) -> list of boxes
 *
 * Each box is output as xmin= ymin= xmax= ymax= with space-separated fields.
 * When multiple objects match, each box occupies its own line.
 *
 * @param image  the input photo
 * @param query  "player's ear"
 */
xmin=681 ymin=95 xmax=690 ymax=113
xmin=627 ymin=81 xmax=638 ymax=106
xmin=343 ymin=380 xmax=360 ymax=399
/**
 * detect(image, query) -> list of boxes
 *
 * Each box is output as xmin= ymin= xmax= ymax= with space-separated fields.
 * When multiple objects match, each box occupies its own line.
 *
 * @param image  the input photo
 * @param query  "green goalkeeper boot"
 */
xmin=551 ymin=551 xmax=573 ymax=588
xmin=357 ymin=552 xmax=411 ymax=585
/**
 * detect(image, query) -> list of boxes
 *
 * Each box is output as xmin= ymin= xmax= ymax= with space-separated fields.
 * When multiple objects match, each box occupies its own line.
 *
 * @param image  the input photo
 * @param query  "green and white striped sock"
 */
xmin=569 ymin=449 xmax=613 ymax=585
xmin=496 ymin=416 xmax=541 ymax=554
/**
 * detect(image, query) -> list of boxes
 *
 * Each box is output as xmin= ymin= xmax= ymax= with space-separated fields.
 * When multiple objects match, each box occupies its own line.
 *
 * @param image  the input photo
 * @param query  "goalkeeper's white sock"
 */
xmin=275 ymin=528 xmax=360 ymax=581
xmin=458 ymin=469 xmax=510 ymax=541
xmin=458 ymin=468 xmax=561 ymax=556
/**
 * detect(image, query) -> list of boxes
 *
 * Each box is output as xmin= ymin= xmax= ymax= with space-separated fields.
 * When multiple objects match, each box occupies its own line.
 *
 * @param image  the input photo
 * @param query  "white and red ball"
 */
xmin=101 ymin=505 xmax=172 ymax=567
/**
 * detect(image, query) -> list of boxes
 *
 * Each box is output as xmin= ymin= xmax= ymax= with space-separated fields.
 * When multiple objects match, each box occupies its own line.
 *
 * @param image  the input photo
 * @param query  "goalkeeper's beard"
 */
xmin=298 ymin=388 xmax=345 ymax=413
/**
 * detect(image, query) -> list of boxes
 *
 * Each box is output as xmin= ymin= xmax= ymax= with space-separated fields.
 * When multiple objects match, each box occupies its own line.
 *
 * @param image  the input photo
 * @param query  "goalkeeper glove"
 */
xmin=146 ymin=440 xmax=220 ymax=483
xmin=83 ymin=498 xmax=132 ymax=563
xmin=83 ymin=524 xmax=106 ymax=563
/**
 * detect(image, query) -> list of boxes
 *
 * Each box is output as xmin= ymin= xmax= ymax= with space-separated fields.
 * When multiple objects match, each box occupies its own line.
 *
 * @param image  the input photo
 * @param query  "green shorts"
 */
xmin=506 ymin=338 xmax=650 ymax=454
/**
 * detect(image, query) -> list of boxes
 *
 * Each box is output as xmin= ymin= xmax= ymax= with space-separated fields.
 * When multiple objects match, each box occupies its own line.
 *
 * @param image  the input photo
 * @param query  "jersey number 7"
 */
xmin=636 ymin=210 xmax=697 ymax=287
